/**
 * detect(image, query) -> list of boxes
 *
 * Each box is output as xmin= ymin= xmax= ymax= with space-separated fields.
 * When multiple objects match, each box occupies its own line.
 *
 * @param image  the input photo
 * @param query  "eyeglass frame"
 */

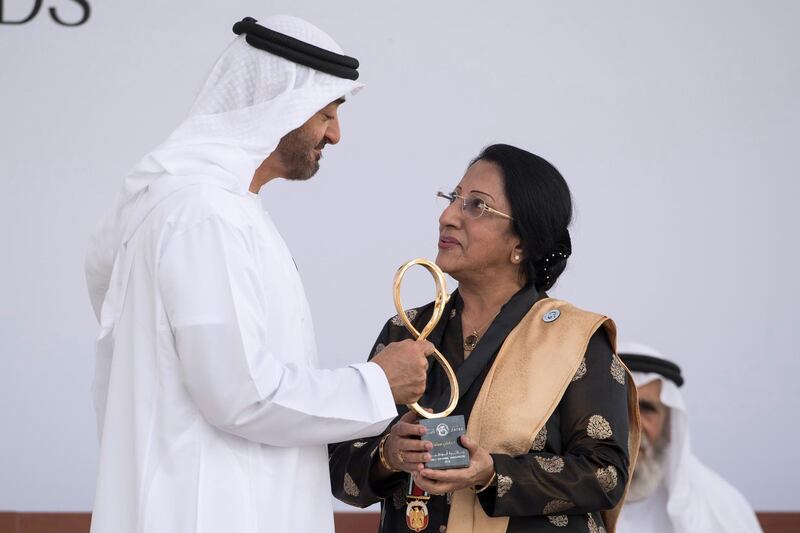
xmin=436 ymin=191 xmax=515 ymax=221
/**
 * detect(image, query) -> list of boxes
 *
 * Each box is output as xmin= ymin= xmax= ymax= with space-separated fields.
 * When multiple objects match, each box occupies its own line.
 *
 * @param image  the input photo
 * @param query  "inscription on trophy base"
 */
xmin=420 ymin=415 xmax=470 ymax=470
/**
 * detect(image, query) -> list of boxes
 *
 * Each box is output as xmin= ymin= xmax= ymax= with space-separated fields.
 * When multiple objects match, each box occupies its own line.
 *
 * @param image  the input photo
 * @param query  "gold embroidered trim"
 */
xmin=595 ymin=465 xmax=618 ymax=492
xmin=543 ymin=499 xmax=573 ymax=515
xmin=571 ymin=358 xmax=587 ymax=382
xmin=535 ymin=455 xmax=565 ymax=473
xmin=587 ymin=415 xmax=613 ymax=440
xmin=496 ymin=474 xmax=513 ymax=498
xmin=343 ymin=472 xmax=360 ymax=497
xmin=548 ymin=515 xmax=569 ymax=527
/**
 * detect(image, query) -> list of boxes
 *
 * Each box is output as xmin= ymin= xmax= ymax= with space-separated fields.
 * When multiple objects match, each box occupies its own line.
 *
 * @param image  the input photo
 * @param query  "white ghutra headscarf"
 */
xmin=86 ymin=14 xmax=362 ymax=321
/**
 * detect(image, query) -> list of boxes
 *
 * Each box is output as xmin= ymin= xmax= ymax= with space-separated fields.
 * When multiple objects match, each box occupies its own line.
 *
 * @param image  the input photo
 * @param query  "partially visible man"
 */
xmin=616 ymin=342 xmax=762 ymax=533
xmin=85 ymin=15 xmax=431 ymax=533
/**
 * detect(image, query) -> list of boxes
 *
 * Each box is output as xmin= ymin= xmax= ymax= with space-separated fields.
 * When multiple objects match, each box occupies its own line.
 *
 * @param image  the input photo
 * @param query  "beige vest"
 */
xmin=447 ymin=298 xmax=640 ymax=533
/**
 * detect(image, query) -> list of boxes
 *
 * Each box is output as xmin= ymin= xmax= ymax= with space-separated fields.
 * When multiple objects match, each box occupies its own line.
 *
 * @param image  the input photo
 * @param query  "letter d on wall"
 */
xmin=0 ymin=0 xmax=43 ymax=24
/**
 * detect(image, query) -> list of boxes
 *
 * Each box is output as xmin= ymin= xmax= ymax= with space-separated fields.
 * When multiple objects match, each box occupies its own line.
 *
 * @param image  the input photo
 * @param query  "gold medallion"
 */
xmin=405 ymin=498 xmax=430 ymax=532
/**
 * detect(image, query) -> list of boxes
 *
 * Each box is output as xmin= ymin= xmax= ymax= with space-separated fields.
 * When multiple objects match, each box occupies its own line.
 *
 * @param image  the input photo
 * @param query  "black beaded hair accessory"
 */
xmin=618 ymin=353 xmax=685 ymax=387
xmin=232 ymin=17 xmax=360 ymax=80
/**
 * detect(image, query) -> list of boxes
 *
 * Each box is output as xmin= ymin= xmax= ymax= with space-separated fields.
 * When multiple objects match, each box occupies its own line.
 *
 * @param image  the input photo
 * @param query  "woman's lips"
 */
xmin=438 ymin=236 xmax=460 ymax=249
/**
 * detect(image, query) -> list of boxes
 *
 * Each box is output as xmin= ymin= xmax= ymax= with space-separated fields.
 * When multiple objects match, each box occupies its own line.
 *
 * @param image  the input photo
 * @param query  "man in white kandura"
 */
xmin=85 ymin=15 xmax=431 ymax=533
xmin=616 ymin=342 xmax=762 ymax=533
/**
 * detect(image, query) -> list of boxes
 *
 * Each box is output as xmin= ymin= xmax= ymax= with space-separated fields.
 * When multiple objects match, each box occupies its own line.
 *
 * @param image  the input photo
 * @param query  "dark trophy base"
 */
xmin=420 ymin=415 xmax=470 ymax=469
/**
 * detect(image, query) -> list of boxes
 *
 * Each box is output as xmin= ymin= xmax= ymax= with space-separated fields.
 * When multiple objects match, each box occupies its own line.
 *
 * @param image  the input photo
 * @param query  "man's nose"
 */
xmin=325 ymin=116 xmax=341 ymax=145
xmin=640 ymin=419 xmax=656 ymax=443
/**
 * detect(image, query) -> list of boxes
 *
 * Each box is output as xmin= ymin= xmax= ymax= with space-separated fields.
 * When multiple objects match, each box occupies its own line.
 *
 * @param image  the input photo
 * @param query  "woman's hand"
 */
xmin=382 ymin=411 xmax=434 ymax=473
xmin=412 ymin=436 xmax=495 ymax=495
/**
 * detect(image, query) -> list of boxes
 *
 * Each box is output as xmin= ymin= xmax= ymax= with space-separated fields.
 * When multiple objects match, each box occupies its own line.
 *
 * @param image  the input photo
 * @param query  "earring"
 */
xmin=514 ymin=255 xmax=520 ymax=262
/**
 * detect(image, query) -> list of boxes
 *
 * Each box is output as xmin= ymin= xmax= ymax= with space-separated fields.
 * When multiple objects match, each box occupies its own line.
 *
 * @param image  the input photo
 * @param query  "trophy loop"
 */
xmin=392 ymin=258 xmax=459 ymax=419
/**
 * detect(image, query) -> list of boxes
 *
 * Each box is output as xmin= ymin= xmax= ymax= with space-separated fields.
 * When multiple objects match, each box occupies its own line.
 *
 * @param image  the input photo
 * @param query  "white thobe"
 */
xmin=618 ymin=486 xmax=673 ymax=533
xmin=618 ymin=465 xmax=763 ymax=533
xmin=89 ymin=184 xmax=396 ymax=533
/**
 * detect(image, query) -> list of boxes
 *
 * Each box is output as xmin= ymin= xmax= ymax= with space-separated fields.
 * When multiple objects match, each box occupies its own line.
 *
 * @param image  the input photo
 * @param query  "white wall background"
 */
xmin=1 ymin=0 xmax=798 ymax=513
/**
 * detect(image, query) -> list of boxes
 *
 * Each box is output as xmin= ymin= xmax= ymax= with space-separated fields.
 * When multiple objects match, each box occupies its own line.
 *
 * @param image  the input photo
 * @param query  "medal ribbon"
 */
xmin=407 ymin=475 xmax=429 ymax=500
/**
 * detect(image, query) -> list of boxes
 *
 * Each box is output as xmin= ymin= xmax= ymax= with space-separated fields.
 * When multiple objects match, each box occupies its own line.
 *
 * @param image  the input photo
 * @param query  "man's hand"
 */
xmin=372 ymin=339 xmax=432 ymax=404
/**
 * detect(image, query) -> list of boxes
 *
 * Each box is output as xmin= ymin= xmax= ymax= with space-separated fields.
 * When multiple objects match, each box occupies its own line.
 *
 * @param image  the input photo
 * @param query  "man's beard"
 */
xmin=626 ymin=433 xmax=667 ymax=502
xmin=274 ymin=125 xmax=326 ymax=181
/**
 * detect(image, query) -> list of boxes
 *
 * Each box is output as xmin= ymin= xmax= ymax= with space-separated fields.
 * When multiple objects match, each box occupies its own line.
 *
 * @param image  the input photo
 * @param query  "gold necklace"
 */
xmin=462 ymin=311 xmax=500 ymax=352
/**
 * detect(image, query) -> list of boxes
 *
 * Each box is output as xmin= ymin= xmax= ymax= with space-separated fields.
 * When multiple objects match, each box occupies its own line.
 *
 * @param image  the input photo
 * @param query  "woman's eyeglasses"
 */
xmin=436 ymin=191 xmax=514 ymax=221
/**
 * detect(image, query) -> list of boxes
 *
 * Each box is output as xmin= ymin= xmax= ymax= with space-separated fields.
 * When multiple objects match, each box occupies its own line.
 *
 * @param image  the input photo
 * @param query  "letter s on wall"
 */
xmin=49 ymin=0 xmax=90 ymax=26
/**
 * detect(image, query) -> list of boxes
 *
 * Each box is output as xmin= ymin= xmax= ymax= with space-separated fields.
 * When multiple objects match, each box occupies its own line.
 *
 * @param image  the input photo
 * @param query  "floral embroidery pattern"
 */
xmin=531 ymin=427 xmax=547 ymax=451
xmin=343 ymin=472 xmax=360 ymax=497
xmin=587 ymin=513 xmax=606 ymax=533
xmin=596 ymin=465 xmax=618 ymax=492
xmin=572 ymin=358 xmax=587 ymax=382
xmin=496 ymin=474 xmax=513 ymax=498
xmin=352 ymin=441 xmax=367 ymax=448
xmin=543 ymin=499 xmax=573 ymax=515
xmin=587 ymin=415 xmax=613 ymax=440
xmin=535 ymin=455 xmax=565 ymax=473
xmin=548 ymin=515 xmax=569 ymax=527
xmin=610 ymin=355 xmax=626 ymax=385
xmin=391 ymin=308 xmax=418 ymax=326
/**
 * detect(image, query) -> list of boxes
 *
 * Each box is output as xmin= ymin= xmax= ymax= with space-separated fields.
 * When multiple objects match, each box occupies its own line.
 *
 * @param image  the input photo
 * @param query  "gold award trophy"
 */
xmin=393 ymin=259 xmax=468 ymax=532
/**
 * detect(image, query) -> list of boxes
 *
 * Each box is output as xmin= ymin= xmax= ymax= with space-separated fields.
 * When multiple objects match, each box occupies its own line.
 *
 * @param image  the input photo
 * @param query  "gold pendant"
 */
xmin=405 ymin=499 xmax=430 ymax=532
xmin=463 ymin=333 xmax=479 ymax=351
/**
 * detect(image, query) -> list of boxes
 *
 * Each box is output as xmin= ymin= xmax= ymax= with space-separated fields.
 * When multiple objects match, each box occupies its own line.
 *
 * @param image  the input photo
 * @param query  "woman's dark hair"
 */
xmin=470 ymin=144 xmax=573 ymax=292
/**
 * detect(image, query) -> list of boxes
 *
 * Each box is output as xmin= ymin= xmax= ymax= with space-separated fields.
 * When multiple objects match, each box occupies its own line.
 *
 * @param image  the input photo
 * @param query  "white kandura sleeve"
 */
xmin=158 ymin=215 xmax=397 ymax=447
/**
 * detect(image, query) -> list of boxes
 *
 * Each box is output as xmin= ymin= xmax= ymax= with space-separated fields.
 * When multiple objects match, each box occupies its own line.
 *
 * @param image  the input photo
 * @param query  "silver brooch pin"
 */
xmin=543 ymin=310 xmax=560 ymax=323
